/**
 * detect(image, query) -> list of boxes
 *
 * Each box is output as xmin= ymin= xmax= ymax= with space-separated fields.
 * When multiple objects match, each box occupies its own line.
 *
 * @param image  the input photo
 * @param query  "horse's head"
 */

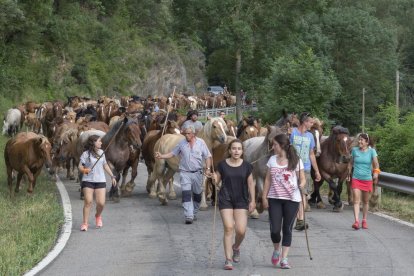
xmin=331 ymin=126 xmax=351 ymax=163
xmin=266 ymin=125 xmax=285 ymax=149
xmin=36 ymin=135 xmax=55 ymax=175
xmin=166 ymin=120 xmax=181 ymax=134
xmin=239 ymin=125 xmax=259 ymax=141
xmin=125 ymin=118 xmax=142 ymax=150
xmin=206 ymin=117 xmax=227 ymax=144
xmin=275 ymin=112 xmax=299 ymax=134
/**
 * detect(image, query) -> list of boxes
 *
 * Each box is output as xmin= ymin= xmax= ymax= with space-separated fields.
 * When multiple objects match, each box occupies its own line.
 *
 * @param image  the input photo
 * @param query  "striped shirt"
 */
xmin=266 ymin=155 xmax=303 ymax=202
xmin=171 ymin=137 xmax=211 ymax=172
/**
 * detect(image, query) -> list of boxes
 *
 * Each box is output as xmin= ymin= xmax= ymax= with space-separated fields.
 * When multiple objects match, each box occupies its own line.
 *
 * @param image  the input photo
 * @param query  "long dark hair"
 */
xmin=84 ymin=135 xmax=100 ymax=161
xmin=273 ymin=134 xmax=299 ymax=171
xmin=226 ymin=139 xmax=244 ymax=158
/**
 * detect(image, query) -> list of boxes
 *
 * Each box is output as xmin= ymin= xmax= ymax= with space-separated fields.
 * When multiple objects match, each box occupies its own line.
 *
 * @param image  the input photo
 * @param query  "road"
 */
xmin=40 ymin=164 xmax=414 ymax=276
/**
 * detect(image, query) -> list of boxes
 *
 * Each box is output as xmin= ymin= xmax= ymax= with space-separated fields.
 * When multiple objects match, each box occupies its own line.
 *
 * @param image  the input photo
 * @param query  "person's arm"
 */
xmin=262 ymin=169 xmax=271 ymax=209
xmin=247 ymin=173 xmax=256 ymax=213
xmin=309 ymin=150 xmax=321 ymax=181
xmin=298 ymin=169 xmax=306 ymax=191
xmin=347 ymin=155 xmax=354 ymax=181
xmin=372 ymin=156 xmax=380 ymax=184
xmin=78 ymin=153 xmax=90 ymax=174
xmin=103 ymin=162 xmax=117 ymax=186
xmin=155 ymin=151 xmax=174 ymax=159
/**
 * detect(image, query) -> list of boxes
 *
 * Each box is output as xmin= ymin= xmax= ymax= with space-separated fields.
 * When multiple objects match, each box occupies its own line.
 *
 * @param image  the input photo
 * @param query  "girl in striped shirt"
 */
xmin=262 ymin=133 xmax=306 ymax=269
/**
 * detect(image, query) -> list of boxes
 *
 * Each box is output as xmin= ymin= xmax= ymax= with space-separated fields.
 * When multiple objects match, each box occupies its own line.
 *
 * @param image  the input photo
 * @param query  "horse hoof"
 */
xmin=125 ymin=183 xmax=135 ymax=193
xmin=168 ymin=193 xmax=177 ymax=200
xmin=249 ymin=210 xmax=260 ymax=219
xmin=149 ymin=193 xmax=157 ymax=199
xmin=333 ymin=203 xmax=344 ymax=212
xmin=328 ymin=199 xmax=334 ymax=205
xmin=316 ymin=201 xmax=326 ymax=209
xmin=199 ymin=205 xmax=208 ymax=211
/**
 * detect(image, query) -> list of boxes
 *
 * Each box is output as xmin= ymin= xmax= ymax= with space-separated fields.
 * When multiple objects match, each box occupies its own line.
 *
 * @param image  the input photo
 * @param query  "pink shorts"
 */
xmin=351 ymin=178 xmax=373 ymax=192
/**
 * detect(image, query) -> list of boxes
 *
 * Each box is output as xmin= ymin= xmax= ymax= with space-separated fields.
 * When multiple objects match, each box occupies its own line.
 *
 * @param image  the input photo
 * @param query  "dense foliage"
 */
xmin=1 ymin=0 xmax=414 ymax=169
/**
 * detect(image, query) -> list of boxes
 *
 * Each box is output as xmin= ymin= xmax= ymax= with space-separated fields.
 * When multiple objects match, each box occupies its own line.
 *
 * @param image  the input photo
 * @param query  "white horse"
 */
xmin=2 ymin=108 xmax=21 ymax=136
xmin=243 ymin=126 xmax=284 ymax=218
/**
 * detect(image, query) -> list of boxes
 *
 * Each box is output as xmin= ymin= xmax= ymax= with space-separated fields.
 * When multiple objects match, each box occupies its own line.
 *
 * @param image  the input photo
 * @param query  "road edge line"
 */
xmin=24 ymin=175 xmax=73 ymax=276
xmin=372 ymin=211 xmax=414 ymax=228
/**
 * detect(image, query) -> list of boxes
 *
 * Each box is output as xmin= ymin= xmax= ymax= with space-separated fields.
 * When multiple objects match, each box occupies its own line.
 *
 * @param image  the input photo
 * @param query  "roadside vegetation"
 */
xmin=0 ymin=135 xmax=63 ymax=276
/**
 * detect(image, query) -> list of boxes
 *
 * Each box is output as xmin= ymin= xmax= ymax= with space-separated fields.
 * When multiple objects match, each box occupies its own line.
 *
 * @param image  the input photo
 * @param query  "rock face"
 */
xmin=130 ymin=44 xmax=206 ymax=96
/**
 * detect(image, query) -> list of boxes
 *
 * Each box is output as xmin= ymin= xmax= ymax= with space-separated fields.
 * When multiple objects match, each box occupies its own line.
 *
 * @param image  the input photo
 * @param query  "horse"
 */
xmin=309 ymin=125 xmax=352 ymax=211
xmin=149 ymin=117 xmax=228 ymax=206
xmin=309 ymin=117 xmax=325 ymax=157
xmin=103 ymin=117 xmax=142 ymax=202
xmin=243 ymin=125 xmax=285 ymax=218
xmin=237 ymin=116 xmax=259 ymax=141
xmin=3 ymin=108 xmax=22 ymax=137
xmin=5 ymin=132 xmax=54 ymax=196
xmin=141 ymin=120 xmax=180 ymax=198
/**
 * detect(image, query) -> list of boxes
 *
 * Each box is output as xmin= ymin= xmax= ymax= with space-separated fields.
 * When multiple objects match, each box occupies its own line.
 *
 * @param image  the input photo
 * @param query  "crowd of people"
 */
xmin=80 ymin=110 xmax=380 ymax=271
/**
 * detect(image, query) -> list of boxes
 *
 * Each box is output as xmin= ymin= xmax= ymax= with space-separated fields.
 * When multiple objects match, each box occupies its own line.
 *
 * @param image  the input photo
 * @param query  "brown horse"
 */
xmin=309 ymin=126 xmax=352 ymax=211
xmin=103 ymin=117 xmax=142 ymax=202
xmin=5 ymin=132 xmax=54 ymax=196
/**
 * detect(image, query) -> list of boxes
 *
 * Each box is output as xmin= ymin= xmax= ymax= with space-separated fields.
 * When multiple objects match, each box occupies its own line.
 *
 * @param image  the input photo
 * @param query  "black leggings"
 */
xmin=268 ymin=198 xmax=300 ymax=247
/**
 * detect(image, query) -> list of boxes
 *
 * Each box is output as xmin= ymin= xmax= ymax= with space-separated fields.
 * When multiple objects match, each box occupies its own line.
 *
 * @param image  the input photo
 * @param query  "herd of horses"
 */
xmin=3 ymin=95 xmax=359 ymax=217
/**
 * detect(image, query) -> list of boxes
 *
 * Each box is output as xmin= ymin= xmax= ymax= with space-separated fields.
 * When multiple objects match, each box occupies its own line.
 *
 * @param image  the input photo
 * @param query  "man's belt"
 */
xmin=179 ymin=169 xmax=202 ymax=173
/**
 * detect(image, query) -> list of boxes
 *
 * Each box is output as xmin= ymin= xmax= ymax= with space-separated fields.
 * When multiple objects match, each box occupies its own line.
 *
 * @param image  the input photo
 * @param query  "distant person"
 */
xmin=262 ymin=134 xmax=306 ymax=269
xmin=347 ymin=133 xmax=380 ymax=230
xmin=155 ymin=126 xmax=212 ymax=224
xmin=213 ymin=139 xmax=255 ymax=270
xmin=240 ymin=90 xmax=246 ymax=106
xmin=289 ymin=112 xmax=321 ymax=230
xmin=182 ymin=110 xmax=203 ymax=134
xmin=219 ymin=111 xmax=226 ymax=120
xmin=78 ymin=135 xmax=117 ymax=231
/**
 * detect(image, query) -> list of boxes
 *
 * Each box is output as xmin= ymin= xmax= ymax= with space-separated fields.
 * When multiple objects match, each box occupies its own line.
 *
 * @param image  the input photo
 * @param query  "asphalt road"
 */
xmin=40 ymin=164 xmax=414 ymax=276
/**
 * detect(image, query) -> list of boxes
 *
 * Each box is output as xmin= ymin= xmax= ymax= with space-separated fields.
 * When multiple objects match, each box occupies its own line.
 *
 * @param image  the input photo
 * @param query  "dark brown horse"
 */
xmin=309 ymin=126 xmax=352 ymax=211
xmin=103 ymin=117 xmax=142 ymax=202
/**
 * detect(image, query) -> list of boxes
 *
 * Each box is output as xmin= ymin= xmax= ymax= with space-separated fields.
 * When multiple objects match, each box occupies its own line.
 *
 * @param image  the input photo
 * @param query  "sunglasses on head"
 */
xmin=359 ymin=133 xmax=369 ymax=142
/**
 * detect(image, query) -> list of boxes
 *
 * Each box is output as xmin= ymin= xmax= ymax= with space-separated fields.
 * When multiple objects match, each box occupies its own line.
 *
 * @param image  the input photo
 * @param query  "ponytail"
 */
xmin=274 ymin=134 xmax=299 ymax=171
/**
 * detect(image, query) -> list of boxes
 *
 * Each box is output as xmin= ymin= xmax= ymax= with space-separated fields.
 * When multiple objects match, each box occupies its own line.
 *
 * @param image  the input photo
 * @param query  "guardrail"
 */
xmin=198 ymin=104 xmax=257 ymax=119
xmin=378 ymin=172 xmax=414 ymax=195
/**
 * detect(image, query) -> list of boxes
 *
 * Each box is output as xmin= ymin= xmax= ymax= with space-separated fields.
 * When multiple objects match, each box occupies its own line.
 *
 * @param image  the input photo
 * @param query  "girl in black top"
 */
xmin=213 ymin=139 xmax=255 ymax=270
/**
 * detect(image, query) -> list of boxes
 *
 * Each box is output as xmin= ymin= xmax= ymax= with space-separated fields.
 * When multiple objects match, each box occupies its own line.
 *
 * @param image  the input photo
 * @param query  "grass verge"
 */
xmin=0 ymin=135 xmax=63 ymax=276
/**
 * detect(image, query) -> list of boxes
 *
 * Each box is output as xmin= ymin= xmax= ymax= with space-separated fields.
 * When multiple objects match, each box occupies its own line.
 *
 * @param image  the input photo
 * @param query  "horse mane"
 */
xmin=102 ymin=119 xmax=124 ymax=144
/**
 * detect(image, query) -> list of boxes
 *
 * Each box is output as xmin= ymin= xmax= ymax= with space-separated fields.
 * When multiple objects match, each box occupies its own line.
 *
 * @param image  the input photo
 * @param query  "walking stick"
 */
xmin=297 ymin=145 xmax=313 ymax=260
xmin=208 ymin=161 xmax=218 ymax=269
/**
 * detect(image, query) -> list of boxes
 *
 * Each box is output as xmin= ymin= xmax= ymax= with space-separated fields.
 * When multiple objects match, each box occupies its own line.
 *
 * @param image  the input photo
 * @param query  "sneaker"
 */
xmin=271 ymin=250 xmax=280 ymax=266
xmin=280 ymin=258 xmax=291 ymax=269
xmin=295 ymin=220 xmax=309 ymax=231
xmin=80 ymin=223 xmax=88 ymax=231
xmin=362 ymin=219 xmax=368 ymax=229
xmin=95 ymin=216 xmax=103 ymax=228
xmin=224 ymin=259 xmax=233 ymax=270
xmin=185 ymin=218 xmax=193 ymax=224
xmin=352 ymin=220 xmax=360 ymax=230
xmin=232 ymin=245 xmax=240 ymax=263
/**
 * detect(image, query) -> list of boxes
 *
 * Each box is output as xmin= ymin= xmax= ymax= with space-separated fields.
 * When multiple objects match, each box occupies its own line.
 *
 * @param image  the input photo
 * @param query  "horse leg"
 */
xmin=327 ymin=179 xmax=343 ymax=212
xmin=147 ymin=170 xmax=158 ymax=198
xmin=125 ymin=157 xmax=139 ymax=196
xmin=249 ymin=178 xmax=260 ymax=219
xmin=346 ymin=179 xmax=353 ymax=205
xmin=109 ymin=173 xmax=120 ymax=203
xmin=15 ymin=173 xmax=24 ymax=193
xmin=312 ymin=179 xmax=326 ymax=209
xmin=157 ymin=168 xmax=172 ymax=205
xmin=7 ymin=166 xmax=14 ymax=197
xmin=200 ymin=176 xmax=208 ymax=211
xmin=168 ymin=178 xmax=177 ymax=200
xmin=66 ymin=158 xmax=71 ymax=179
xmin=120 ymin=166 xmax=129 ymax=197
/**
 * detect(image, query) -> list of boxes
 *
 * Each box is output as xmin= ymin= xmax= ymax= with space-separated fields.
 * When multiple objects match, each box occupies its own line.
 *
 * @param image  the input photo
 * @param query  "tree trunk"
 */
xmin=235 ymin=49 xmax=242 ymax=123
